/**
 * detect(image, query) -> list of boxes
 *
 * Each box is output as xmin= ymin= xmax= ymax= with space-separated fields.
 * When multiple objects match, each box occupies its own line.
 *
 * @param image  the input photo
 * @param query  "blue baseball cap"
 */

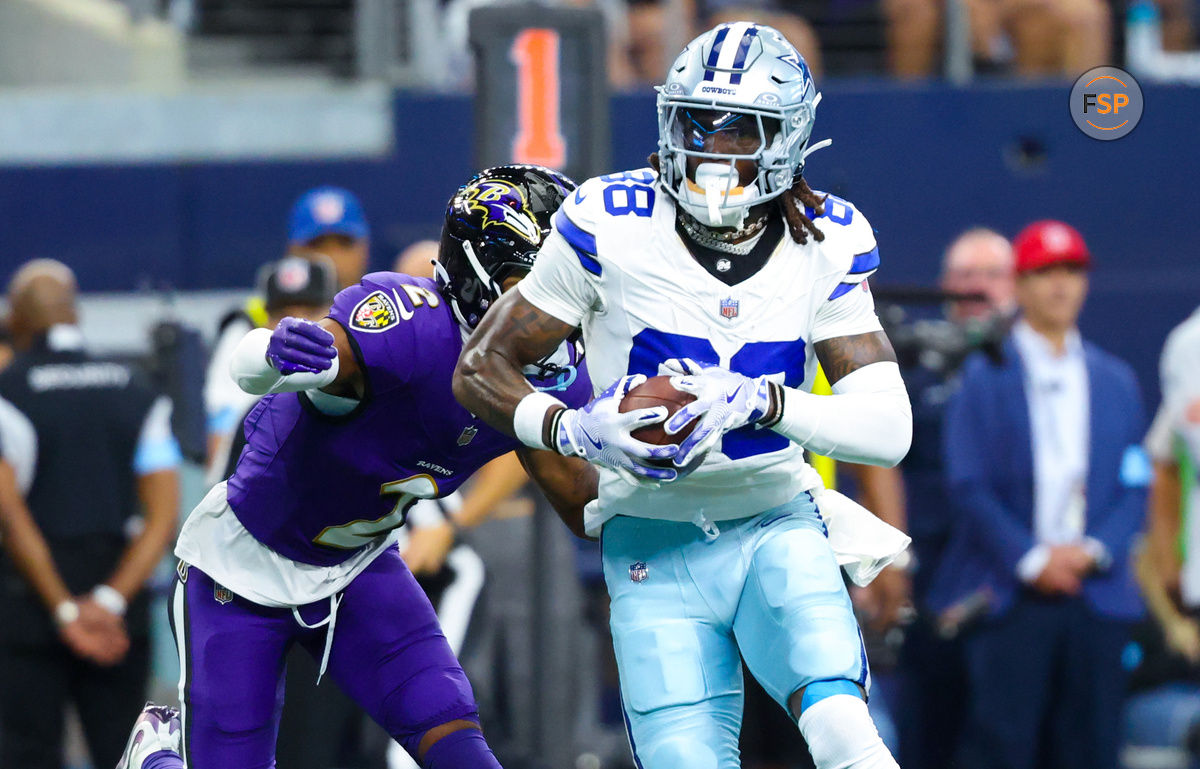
xmin=288 ymin=186 xmax=370 ymax=244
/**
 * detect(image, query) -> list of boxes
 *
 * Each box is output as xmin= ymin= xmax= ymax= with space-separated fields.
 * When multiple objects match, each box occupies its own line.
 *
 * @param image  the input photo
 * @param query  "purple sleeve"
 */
xmin=523 ymin=342 xmax=594 ymax=409
xmin=560 ymin=358 xmax=594 ymax=408
xmin=327 ymin=272 xmax=430 ymax=394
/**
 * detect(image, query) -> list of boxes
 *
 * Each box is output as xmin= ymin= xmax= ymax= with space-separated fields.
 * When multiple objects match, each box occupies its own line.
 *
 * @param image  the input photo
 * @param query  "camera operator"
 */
xmin=874 ymin=228 xmax=1016 ymax=768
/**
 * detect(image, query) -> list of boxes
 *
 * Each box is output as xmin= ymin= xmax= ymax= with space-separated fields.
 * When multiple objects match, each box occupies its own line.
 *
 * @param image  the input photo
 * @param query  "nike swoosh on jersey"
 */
xmin=574 ymin=188 xmax=588 ymax=205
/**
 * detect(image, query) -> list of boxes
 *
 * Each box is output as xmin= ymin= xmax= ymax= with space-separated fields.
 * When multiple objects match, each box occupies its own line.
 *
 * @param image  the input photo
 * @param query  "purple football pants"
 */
xmin=168 ymin=546 xmax=480 ymax=769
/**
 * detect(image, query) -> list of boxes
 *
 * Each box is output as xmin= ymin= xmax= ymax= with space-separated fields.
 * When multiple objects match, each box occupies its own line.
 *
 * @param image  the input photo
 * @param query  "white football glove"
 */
xmin=662 ymin=358 xmax=777 ymax=468
xmin=553 ymin=374 xmax=680 ymax=485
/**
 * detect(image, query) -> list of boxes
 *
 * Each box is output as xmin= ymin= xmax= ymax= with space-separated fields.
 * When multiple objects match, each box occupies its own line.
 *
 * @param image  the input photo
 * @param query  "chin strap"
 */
xmin=433 ymin=258 xmax=474 ymax=332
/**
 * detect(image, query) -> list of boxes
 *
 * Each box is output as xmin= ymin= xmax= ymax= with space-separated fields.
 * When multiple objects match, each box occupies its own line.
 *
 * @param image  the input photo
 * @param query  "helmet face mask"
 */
xmin=656 ymin=23 xmax=820 ymax=230
xmin=435 ymin=165 xmax=575 ymax=331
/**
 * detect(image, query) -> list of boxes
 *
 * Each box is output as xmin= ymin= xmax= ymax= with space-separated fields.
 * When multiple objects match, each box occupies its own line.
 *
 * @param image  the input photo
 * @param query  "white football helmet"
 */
xmin=656 ymin=22 xmax=823 ymax=229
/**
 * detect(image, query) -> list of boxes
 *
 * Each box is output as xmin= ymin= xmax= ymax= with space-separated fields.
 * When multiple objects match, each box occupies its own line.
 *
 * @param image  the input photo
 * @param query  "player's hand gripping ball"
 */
xmin=266 ymin=317 xmax=337 ymax=375
xmin=553 ymin=374 xmax=680 ymax=485
xmin=661 ymin=357 xmax=775 ymax=469
xmin=618 ymin=375 xmax=705 ymax=475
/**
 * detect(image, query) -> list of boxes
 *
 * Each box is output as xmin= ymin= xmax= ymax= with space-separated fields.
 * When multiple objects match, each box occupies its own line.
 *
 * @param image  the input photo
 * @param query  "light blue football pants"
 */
xmin=601 ymin=493 xmax=869 ymax=769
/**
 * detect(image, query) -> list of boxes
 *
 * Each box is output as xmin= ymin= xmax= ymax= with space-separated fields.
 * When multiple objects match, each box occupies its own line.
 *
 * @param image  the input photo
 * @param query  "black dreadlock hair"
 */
xmin=648 ymin=153 xmax=827 ymax=245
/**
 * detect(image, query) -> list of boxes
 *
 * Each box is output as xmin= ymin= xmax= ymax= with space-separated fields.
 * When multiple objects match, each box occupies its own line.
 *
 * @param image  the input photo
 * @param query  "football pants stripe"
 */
xmin=171 ymin=575 xmax=192 ymax=768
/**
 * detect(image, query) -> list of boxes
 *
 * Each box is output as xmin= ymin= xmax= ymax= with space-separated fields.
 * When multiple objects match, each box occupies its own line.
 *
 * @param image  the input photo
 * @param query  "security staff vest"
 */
xmin=0 ymin=330 xmax=159 ymax=644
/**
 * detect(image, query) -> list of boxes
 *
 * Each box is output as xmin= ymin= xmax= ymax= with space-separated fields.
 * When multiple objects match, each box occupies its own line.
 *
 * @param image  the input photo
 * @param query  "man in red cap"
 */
xmin=935 ymin=220 xmax=1149 ymax=769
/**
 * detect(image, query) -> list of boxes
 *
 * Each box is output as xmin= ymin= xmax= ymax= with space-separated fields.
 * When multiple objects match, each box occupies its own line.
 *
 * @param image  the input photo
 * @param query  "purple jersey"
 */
xmin=226 ymin=272 xmax=591 ymax=567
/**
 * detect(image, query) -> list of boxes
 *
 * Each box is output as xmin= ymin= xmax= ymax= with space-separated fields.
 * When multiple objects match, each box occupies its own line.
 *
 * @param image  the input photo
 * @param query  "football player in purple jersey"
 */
xmin=115 ymin=165 xmax=596 ymax=769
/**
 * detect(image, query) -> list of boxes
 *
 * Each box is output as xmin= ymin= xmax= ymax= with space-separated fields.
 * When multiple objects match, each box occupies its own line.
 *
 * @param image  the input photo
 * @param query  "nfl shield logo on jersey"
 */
xmin=629 ymin=561 xmax=649 ymax=583
xmin=457 ymin=425 xmax=478 ymax=446
xmin=213 ymin=583 xmax=233 ymax=605
xmin=719 ymin=298 xmax=739 ymax=320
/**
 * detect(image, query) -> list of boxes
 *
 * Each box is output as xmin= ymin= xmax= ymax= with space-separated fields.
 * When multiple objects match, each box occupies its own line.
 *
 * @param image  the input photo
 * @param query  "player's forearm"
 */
xmin=517 ymin=448 xmax=598 ymax=539
xmin=453 ymin=345 xmax=540 ymax=438
xmin=104 ymin=469 xmax=180 ymax=602
xmin=1147 ymin=461 xmax=1183 ymax=572
xmin=1135 ymin=540 xmax=1188 ymax=629
xmin=770 ymin=362 xmax=912 ymax=466
xmin=0 ymin=462 xmax=72 ymax=612
xmin=454 ymin=289 xmax=575 ymax=440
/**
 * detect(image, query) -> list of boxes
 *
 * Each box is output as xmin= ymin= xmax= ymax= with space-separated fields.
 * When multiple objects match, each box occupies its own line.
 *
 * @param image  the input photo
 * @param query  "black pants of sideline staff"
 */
xmin=0 ymin=637 xmax=150 ymax=769
xmin=961 ymin=595 xmax=1133 ymax=769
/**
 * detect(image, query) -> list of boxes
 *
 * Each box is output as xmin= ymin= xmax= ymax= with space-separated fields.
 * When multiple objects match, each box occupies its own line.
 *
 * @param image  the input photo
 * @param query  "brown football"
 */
xmin=620 ymin=375 xmax=698 ymax=452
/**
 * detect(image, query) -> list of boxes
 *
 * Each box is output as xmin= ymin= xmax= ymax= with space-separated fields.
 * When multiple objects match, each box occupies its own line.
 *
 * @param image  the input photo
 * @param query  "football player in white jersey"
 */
xmin=454 ymin=22 xmax=911 ymax=769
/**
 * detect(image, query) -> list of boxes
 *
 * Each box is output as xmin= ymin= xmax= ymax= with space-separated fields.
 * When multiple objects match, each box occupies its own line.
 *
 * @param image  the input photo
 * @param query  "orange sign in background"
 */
xmin=511 ymin=29 xmax=567 ymax=169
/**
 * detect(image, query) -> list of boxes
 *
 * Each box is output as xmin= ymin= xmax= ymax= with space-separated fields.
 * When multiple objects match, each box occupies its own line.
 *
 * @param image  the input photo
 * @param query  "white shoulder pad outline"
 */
xmin=550 ymin=169 xmax=658 ymax=279
xmin=809 ymin=193 xmax=875 ymax=246
xmin=808 ymin=193 xmax=879 ymax=301
xmin=558 ymin=174 xmax=609 ymax=231
xmin=572 ymin=168 xmax=659 ymax=226
xmin=551 ymin=190 xmax=602 ymax=279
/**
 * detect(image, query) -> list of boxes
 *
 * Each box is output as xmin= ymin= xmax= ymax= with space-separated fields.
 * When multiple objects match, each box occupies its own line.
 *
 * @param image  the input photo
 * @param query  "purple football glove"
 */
xmin=554 ymin=374 xmax=680 ymax=485
xmin=266 ymin=317 xmax=337 ymax=375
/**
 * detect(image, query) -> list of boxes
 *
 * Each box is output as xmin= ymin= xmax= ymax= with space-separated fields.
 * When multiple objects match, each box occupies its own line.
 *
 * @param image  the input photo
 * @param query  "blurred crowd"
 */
xmin=593 ymin=0 xmax=1115 ymax=81
xmin=0 ymin=179 xmax=1198 ymax=769
xmin=110 ymin=0 xmax=1200 ymax=86
xmin=447 ymin=0 xmax=1200 ymax=81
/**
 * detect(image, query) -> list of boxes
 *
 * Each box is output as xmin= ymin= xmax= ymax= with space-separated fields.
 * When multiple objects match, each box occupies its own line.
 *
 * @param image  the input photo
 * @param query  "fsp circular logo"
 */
xmin=1070 ymin=66 xmax=1143 ymax=140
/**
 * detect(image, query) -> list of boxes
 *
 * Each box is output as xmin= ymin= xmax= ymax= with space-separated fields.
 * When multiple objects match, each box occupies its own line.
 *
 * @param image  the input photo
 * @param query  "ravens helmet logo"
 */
xmin=463 ymin=180 xmax=542 ymax=245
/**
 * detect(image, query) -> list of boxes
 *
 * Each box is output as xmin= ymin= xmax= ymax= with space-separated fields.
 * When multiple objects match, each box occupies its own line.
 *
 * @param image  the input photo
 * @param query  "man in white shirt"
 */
xmin=940 ymin=220 xmax=1149 ymax=769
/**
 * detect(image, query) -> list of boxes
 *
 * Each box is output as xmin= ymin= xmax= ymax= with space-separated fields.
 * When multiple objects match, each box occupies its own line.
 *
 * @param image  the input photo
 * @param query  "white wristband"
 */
xmin=54 ymin=600 xmax=79 ymax=626
xmin=91 ymin=584 xmax=127 ymax=617
xmin=513 ymin=391 xmax=567 ymax=450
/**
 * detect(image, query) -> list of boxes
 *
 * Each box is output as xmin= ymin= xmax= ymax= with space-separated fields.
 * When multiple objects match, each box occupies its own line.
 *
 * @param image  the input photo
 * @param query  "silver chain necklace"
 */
xmin=679 ymin=214 xmax=768 ymax=256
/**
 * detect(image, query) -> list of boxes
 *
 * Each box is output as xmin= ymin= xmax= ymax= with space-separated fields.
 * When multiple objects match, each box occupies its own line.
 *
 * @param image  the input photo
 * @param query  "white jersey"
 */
xmin=518 ymin=168 xmax=884 ymax=534
xmin=1146 ymin=307 xmax=1200 ymax=606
